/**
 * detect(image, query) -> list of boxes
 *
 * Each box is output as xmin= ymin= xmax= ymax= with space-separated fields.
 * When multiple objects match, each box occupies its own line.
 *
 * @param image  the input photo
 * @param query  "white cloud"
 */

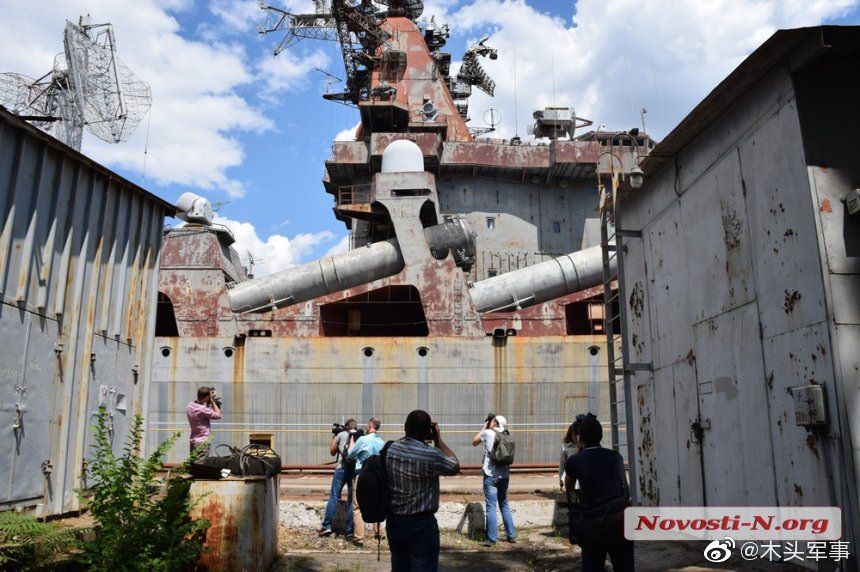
xmin=210 ymin=0 xmax=262 ymax=32
xmin=450 ymin=0 xmax=858 ymax=140
xmin=334 ymin=122 xmax=360 ymax=141
xmin=256 ymin=49 xmax=330 ymax=101
xmin=325 ymin=234 xmax=350 ymax=256
xmin=421 ymin=0 xmax=460 ymax=22
xmin=214 ymin=214 xmax=337 ymax=275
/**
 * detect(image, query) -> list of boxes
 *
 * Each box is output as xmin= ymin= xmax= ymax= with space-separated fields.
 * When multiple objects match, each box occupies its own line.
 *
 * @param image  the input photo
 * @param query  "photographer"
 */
xmin=347 ymin=417 xmax=384 ymax=546
xmin=386 ymin=410 xmax=459 ymax=570
xmin=472 ymin=413 xmax=516 ymax=546
xmin=186 ymin=386 xmax=222 ymax=460
xmin=318 ymin=418 xmax=359 ymax=538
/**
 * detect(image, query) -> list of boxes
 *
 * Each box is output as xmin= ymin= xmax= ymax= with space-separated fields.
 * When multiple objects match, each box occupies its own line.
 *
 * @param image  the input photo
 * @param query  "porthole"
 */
xmin=588 ymin=346 xmax=600 ymax=356
xmin=363 ymin=347 xmax=374 ymax=357
xmin=224 ymin=347 xmax=234 ymax=358
xmin=160 ymin=347 xmax=171 ymax=357
xmin=417 ymin=347 xmax=429 ymax=357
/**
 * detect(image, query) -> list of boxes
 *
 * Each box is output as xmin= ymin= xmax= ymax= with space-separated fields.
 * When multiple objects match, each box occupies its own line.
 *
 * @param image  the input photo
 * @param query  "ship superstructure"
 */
xmin=149 ymin=1 xmax=647 ymax=465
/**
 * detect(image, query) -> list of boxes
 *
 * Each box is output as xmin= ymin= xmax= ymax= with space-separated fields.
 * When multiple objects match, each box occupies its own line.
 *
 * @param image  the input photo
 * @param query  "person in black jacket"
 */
xmin=564 ymin=415 xmax=634 ymax=572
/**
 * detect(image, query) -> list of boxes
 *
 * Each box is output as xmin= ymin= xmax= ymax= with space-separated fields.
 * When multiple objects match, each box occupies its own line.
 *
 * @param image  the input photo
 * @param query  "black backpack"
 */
xmin=356 ymin=441 xmax=393 ymax=523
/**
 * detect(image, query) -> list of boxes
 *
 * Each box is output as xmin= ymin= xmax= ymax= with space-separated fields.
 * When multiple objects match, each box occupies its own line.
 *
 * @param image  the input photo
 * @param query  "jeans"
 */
xmin=581 ymin=538 xmax=634 ymax=572
xmin=483 ymin=474 xmax=515 ymax=543
xmin=322 ymin=465 xmax=354 ymax=533
xmin=387 ymin=513 xmax=440 ymax=572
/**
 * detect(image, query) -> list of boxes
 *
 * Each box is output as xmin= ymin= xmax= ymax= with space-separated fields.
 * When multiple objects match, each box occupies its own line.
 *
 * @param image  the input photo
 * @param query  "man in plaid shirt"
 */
xmin=385 ymin=410 xmax=460 ymax=571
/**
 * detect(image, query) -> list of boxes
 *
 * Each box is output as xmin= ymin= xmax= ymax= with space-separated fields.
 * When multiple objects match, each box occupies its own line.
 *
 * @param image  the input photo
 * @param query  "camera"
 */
xmin=331 ymin=423 xmax=367 ymax=439
xmin=208 ymin=387 xmax=223 ymax=408
xmin=485 ymin=412 xmax=496 ymax=426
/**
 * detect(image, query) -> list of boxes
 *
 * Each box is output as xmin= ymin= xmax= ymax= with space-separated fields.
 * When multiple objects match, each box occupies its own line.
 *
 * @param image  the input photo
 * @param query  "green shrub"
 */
xmin=0 ymin=510 xmax=80 ymax=570
xmin=79 ymin=409 xmax=209 ymax=571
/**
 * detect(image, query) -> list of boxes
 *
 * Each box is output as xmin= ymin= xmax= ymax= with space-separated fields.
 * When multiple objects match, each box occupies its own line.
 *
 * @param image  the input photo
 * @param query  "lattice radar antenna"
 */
xmin=0 ymin=15 xmax=151 ymax=150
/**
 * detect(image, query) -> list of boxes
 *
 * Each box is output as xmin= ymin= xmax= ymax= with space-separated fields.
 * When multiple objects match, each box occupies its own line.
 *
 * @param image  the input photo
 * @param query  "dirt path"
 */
xmin=273 ymin=526 xmax=803 ymax=571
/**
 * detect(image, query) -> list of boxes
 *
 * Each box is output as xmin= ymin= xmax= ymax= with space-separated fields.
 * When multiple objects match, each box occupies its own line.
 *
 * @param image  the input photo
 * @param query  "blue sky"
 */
xmin=2 ymin=0 xmax=859 ymax=273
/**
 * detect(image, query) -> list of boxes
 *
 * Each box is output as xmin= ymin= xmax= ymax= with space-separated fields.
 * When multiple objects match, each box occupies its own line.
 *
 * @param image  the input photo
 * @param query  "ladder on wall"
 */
xmin=599 ymin=176 xmax=642 ymax=504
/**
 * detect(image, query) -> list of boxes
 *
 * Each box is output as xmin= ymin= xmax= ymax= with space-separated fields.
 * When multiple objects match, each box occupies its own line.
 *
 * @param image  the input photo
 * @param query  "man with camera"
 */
xmin=186 ymin=386 xmax=222 ymax=460
xmin=472 ymin=413 xmax=516 ymax=546
xmin=319 ymin=418 xmax=361 ymax=537
xmin=347 ymin=417 xmax=384 ymax=546
xmin=385 ymin=410 xmax=459 ymax=570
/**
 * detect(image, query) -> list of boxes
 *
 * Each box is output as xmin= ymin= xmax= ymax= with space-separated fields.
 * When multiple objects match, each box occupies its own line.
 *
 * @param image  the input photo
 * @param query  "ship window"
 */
xmin=552 ymin=221 xmax=561 ymax=233
xmin=487 ymin=269 xmax=498 ymax=278
xmin=486 ymin=217 xmax=495 ymax=229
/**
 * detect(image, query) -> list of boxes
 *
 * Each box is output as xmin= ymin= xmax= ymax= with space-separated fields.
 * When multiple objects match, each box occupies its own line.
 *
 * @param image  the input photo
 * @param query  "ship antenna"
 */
xmin=513 ymin=46 xmax=519 ymax=139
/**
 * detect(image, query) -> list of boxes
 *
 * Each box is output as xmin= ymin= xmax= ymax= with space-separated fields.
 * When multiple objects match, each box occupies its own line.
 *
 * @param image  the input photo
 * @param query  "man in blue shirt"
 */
xmin=348 ymin=417 xmax=385 ymax=545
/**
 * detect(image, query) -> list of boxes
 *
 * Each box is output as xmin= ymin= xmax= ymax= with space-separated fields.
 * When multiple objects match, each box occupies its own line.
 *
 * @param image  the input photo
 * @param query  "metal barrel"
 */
xmin=468 ymin=245 xmax=613 ymax=313
xmin=228 ymin=219 xmax=475 ymax=313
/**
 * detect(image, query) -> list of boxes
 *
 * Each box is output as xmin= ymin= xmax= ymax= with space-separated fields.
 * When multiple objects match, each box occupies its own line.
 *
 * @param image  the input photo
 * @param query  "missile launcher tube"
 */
xmin=228 ymin=219 xmax=475 ymax=313
xmin=468 ymin=245 xmax=613 ymax=313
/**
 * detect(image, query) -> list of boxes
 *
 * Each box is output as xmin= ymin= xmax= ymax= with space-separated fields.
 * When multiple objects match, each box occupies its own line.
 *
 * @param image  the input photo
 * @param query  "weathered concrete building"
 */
xmin=616 ymin=26 xmax=859 ymax=550
xmin=0 ymin=107 xmax=173 ymax=515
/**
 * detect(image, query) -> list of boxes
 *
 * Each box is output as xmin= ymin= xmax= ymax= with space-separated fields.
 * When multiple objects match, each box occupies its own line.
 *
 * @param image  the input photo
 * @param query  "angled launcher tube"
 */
xmin=468 ymin=245 xmax=613 ymax=313
xmin=228 ymin=218 xmax=475 ymax=313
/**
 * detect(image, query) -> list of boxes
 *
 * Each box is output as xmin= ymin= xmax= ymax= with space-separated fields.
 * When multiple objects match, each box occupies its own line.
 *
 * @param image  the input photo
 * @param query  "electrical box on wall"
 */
xmin=790 ymin=385 xmax=828 ymax=427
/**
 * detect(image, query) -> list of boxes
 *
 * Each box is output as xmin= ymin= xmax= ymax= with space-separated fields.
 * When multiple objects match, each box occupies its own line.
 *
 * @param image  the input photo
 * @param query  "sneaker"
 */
xmin=317 ymin=528 xmax=333 ymax=537
xmin=506 ymin=538 xmax=516 ymax=544
xmin=481 ymin=541 xmax=496 ymax=548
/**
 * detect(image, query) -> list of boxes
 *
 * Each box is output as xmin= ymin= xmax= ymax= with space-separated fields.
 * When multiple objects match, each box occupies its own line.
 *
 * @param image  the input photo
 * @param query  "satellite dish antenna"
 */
xmin=0 ymin=16 xmax=151 ymax=150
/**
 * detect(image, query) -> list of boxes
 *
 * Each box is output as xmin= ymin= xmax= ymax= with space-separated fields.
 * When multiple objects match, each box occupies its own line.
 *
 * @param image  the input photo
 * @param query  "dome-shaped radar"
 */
xmin=176 ymin=192 xmax=214 ymax=225
xmin=381 ymin=139 xmax=424 ymax=173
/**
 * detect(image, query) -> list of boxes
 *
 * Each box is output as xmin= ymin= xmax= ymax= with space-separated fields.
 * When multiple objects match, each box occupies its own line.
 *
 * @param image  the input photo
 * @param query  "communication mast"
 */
xmin=0 ymin=15 xmax=151 ymax=150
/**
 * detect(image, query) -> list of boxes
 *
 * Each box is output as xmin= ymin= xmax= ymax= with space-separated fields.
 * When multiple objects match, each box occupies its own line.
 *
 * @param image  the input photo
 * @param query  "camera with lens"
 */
xmin=485 ymin=412 xmax=496 ymax=426
xmin=208 ymin=387 xmax=223 ymax=408
xmin=332 ymin=422 xmax=346 ymax=436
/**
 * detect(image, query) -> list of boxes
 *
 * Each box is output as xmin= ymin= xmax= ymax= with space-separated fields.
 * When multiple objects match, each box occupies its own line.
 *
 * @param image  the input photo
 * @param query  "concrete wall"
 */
xmin=0 ymin=109 xmax=170 ymax=515
xmin=618 ymin=46 xmax=850 ymax=522
xmin=148 ymin=335 xmax=609 ymax=465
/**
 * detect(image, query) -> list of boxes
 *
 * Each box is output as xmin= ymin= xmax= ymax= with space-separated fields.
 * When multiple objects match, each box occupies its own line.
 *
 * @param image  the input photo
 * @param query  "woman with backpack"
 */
xmin=472 ymin=414 xmax=516 ymax=547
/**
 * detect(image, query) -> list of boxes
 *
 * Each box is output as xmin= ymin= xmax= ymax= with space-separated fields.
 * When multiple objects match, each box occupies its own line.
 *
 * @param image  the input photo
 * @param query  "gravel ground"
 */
xmin=273 ymin=524 xmax=804 ymax=572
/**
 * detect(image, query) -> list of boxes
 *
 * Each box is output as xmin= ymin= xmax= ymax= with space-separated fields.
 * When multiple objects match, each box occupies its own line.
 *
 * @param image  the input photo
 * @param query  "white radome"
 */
xmin=381 ymin=139 xmax=425 ymax=173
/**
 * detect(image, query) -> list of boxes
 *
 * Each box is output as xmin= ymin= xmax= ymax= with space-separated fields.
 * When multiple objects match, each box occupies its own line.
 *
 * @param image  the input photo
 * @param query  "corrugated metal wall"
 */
xmin=0 ymin=108 xmax=171 ymax=515
xmin=148 ymin=336 xmax=610 ymax=465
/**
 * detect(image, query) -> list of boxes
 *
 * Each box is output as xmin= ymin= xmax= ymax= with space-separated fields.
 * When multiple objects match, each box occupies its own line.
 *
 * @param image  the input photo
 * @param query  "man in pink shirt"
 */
xmin=187 ymin=386 xmax=222 ymax=459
